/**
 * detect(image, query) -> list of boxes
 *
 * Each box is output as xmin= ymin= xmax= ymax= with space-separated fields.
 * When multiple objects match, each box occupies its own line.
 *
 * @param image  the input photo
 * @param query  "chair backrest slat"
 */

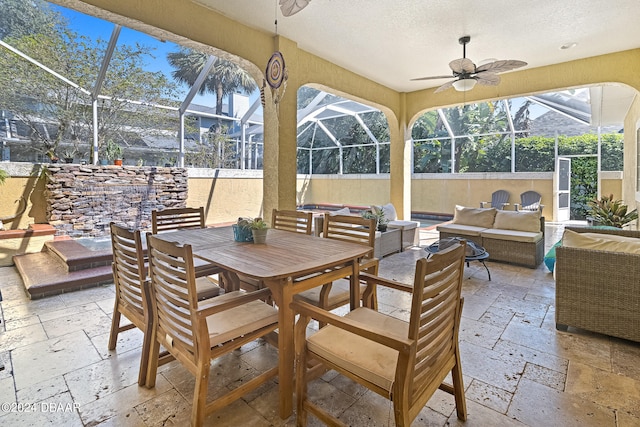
xmin=110 ymin=223 xmax=147 ymax=320
xmin=152 ymin=207 xmax=205 ymax=234
xmin=408 ymin=243 xmax=465 ymax=401
xmin=491 ymin=190 xmax=510 ymax=208
xmin=520 ymin=191 xmax=542 ymax=211
xmin=322 ymin=213 xmax=376 ymax=257
xmin=272 ymin=209 xmax=313 ymax=235
xmin=146 ymin=234 xmax=200 ymax=361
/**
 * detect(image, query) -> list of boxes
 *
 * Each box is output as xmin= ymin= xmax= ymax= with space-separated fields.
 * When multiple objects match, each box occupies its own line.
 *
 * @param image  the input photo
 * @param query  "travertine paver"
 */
xmin=0 ymin=223 xmax=638 ymax=426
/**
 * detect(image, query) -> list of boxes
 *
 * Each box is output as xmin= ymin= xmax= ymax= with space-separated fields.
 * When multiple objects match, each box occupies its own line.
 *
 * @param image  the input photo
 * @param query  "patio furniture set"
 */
xmin=436 ymin=205 xmax=545 ymax=268
xmin=312 ymin=203 xmax=420 ymax=259
xmin=108 ymin=207 xmax=469 ymax=426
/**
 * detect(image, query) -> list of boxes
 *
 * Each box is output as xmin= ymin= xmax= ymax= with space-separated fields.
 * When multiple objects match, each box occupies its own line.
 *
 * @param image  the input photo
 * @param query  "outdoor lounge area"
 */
xmin=1 ymin=0 xmax=640 ymax=426
xmin=1 ymin=224 xmax=639 ymax=426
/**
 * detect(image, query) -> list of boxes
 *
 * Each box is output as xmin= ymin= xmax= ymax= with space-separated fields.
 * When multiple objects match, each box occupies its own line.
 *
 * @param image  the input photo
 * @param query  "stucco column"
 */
xmin=262 ymin=36 xmax=299 ymax=219
xmin=388 ymin=93 xmax=411 ymax=220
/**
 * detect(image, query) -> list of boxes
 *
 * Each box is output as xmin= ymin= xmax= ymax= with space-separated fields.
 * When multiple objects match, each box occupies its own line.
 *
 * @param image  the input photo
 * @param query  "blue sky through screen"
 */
xmin=51 ymin=3 xmax=257 ymax=108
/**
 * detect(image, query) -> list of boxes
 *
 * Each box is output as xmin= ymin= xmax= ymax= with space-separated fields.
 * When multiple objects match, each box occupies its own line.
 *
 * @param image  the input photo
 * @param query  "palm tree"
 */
xmin=167 ymin=48 xmax=257 ymax=120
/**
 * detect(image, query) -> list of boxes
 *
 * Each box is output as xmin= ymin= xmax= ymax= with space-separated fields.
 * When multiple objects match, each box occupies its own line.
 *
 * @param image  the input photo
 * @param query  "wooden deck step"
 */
xmin=14 ymin=252 xmax=113 ymax=299
xmin=44 ymin=239 xmax=112 ymax=272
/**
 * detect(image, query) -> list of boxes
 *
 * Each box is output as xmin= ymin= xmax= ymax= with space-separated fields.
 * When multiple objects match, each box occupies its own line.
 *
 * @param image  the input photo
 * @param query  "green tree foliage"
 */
xmin=295 ymin=87 xmax=391 ymax=174
xmin=412 ymin=102 xmax=623 ymax=173
xmin=0 ymin=0 xmax=58 ymax=39
xmin=185 ymin=126 xmax=237 ymax=168
xmin=167 ymin=48 xmax=257 ymax=118
xmin=0 ymin=3 xmax=178 ymax=160
xmin=570 ymin=157 xmax=598 ymax=219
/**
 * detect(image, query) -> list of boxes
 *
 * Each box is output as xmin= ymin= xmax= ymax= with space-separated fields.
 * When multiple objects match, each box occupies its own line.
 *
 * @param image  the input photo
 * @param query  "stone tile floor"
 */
xmin=0 ymin=223 xmax=639 ymax=426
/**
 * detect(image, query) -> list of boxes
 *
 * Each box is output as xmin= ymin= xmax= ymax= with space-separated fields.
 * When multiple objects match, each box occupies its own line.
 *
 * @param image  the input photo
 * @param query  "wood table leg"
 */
xmin=265 ymin=277 xmax=294 ymax=419
xmin=349 ymin=259 xmax=360 ymax=310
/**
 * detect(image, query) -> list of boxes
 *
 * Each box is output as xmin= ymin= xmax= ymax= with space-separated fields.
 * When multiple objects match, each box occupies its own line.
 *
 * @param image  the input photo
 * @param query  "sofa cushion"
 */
xmin=387 ymin=219 xmax=420 ymax=230
xmin=562 ymin=229 xmax=640 ymax=254
xmin=493 ymin=210 xmax=541 ymax=233
xmin=480 ymin=228 xmax=543 ymax=243
xmin=372 ymin=203 xmax=398 ymax=221
xmin=329 ymin=207 xmax=351 ymax=216
xmin=452 ymin=206 xmax=496 ymax=228
xmin=437 ymin=223 xmax=486 ymax=237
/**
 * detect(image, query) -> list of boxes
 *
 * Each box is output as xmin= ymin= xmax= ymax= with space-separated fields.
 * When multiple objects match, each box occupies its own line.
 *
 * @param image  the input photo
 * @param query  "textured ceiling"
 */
xmin=192 ymin=0 xmax=640 ymax=93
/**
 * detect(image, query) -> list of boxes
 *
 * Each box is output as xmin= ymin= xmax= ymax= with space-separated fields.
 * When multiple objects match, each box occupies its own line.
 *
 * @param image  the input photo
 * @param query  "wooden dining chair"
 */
xmin=143 ymin=234 xmax=279 ymax=426
xmin=271 ymin=208 xmax=313 ymax=235
xmin=151 ymin=207 xmax=220 ymax=278
xmin=151 ymin=206 xmax=205 ymax=233
xmin=108 ymin=223 xmax=222 ymax=385
xmin=292 ymin=242 xmax=468 ymax=426
xmin=294 ymin=213 xmax=379 ymax=319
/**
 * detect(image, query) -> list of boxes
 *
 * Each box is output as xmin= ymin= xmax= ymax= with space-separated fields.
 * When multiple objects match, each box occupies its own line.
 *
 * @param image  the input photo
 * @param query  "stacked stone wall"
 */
xmin=45 ymin=165 xmax=187 ymax=238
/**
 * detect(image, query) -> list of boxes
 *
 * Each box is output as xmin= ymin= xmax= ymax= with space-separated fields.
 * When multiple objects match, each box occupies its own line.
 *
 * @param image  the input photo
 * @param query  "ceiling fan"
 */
xmin=279 ymin=0 xmax=311 ymax=17
xmin=412 ymin=36 xmax=527 ymax=93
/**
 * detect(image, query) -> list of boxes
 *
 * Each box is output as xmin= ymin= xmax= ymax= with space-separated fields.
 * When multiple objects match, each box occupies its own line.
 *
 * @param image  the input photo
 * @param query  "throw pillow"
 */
xmin=371 ymin=203 xmax=398 ymax=221
xmin=562 ymin=229 xmax=640 ymax=254
xmin=493 ymin=210 xmax=541 ymax=233
xmin=452 ymin=205 xmax=497 ymax=228
xmin=544 ymin=240 xmax=562 ymax=272
xmin=329 ymin=207 xmax=351 ymax=216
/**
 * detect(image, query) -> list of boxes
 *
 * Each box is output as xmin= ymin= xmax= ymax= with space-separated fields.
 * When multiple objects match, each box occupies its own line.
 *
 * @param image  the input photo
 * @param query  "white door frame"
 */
xmin=554 ymin=157 xmax=571 ymax=221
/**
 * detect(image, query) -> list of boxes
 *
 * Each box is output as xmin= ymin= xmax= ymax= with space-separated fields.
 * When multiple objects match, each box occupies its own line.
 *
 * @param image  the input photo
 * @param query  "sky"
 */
xmin=51 ymin=3 xmax=258 ymax=108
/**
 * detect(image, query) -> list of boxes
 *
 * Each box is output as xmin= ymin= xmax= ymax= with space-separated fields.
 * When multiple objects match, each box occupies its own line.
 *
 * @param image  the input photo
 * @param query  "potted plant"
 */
xmin=61 ymin=147 xmax=77 ymax=163
xmin=248 ymin=217 xmax=269 ymax=244
xmin=362 ymin=209 xmax=388 ymax=232
xmin=104 ymin=139 xmax=123 ymax=165
xmin=587 ymin=194 xmax=638 ymax=228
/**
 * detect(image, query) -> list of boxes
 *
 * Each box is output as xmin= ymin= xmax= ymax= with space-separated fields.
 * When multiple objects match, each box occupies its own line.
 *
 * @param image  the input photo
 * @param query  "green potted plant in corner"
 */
xmin=587 ymin=194 xmax=638 ymax=228
xmin=104 ymin=139 xmax=123 ymax=166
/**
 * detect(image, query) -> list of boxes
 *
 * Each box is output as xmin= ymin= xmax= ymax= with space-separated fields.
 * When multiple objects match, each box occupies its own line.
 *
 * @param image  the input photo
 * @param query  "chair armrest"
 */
xmin=291 ymin=300 xmax=412 ymax=352
xmin=359 ymin=257 xmax=379 ymax=274
xmin=359 ymin=272 xmax=413 ymax=293
xmin=196 ymin=287 xmax=273 ymax=317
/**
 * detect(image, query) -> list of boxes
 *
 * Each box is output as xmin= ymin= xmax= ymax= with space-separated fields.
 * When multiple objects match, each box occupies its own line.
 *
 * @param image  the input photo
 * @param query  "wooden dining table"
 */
xmin=154 ymin=226 xmax=371 ymax=419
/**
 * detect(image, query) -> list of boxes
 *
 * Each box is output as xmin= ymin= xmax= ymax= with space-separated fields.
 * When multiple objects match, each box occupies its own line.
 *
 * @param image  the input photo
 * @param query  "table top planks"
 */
xmin=155 ymin=226 xmax=371 ymax=280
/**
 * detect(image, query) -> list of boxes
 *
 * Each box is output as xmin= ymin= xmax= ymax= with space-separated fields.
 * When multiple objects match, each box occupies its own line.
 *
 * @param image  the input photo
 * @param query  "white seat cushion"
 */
xmin=480 ymin=228 xmax=543 ymax=243
xmin=195 ymin=276 xmax=222 ymax=300
xmin=388 ymin=219 xmax=420 ymax=230
xmin=307 ymin=307 xmax=407 ymax=391
xmin=294 ymin=279 xmax=368 ymax=308
xmin=205 ymin=291 xmax=278 ymax=346
xmin=437 ymin=223 xmax=487 ymax=237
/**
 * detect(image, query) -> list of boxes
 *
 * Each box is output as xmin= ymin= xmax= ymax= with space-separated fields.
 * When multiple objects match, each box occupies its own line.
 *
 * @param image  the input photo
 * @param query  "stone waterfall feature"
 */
xmin=45 ymin=165 xmax=188 ymax=238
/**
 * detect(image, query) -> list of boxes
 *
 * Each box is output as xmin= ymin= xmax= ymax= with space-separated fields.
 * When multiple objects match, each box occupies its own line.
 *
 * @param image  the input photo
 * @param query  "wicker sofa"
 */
xmin=437 ymin=206 xmax=545 ymax=268
xmin=555 ymin=227 xmax=640 ymax=343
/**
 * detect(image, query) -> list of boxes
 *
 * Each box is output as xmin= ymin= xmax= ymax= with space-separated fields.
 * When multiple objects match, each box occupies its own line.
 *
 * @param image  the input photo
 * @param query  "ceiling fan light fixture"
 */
xmin=452 ymin=78 xmax=477 ymax=92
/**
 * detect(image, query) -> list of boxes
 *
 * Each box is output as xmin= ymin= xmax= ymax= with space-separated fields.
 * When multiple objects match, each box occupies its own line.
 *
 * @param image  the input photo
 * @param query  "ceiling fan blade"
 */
xmin=475 ymin=72 xmax=501 ymax=86
xmin=449 ymin=58 xmax=475 ymax=74
xmin=410 ymin=75 xmax=454 ymax=81
xmin=476 ymin=59 xmax=527 ymax=74
xmin=434 ymin=80 xmax=455 ymax=93
xmin=279 ymin=0 xmax=310 ymax=16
